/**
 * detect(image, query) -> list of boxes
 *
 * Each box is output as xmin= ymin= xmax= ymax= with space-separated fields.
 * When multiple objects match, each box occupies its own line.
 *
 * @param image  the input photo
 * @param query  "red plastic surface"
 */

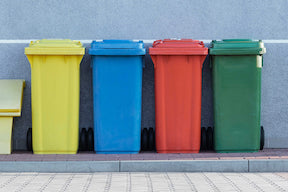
xmin=149 ymin=39 xmax=208 ymax=153
xmin=149 ymin=39 xmax=208 ymax=55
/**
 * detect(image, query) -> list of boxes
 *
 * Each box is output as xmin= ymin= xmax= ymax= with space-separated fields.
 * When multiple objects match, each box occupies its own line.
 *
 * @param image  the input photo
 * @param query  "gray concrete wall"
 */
xmin=0 ymin=0 xmax=287 ymax=150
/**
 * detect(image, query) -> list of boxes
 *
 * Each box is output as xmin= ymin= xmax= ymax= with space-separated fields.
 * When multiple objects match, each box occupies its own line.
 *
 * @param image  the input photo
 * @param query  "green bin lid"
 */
xmin=25 ymin=39 xmax=85 ymax=55
xmin=209 ymin=39 xmax=266 ymax=55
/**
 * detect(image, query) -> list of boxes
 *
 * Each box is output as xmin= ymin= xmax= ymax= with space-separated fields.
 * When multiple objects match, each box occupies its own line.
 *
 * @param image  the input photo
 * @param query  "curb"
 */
xmin=0 ymin=159 xmax=287 ymax=172
xmin=120 ymin=160 xmax=247 ymax=172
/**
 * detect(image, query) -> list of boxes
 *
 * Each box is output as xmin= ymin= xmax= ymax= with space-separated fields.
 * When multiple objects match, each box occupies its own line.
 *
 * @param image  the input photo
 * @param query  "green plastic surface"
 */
xmin=210 ymin=39 xmax=266 ymax=55
xmin=212 ymin=40 xmax=265 ymax=152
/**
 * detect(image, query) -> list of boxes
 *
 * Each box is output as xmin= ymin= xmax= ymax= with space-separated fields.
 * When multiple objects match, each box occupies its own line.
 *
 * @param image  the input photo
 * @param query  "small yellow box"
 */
xmin=25 ymin=39 xmax=85 ymax=154
xmin=0 ymin=80 xmax=25 ymax=154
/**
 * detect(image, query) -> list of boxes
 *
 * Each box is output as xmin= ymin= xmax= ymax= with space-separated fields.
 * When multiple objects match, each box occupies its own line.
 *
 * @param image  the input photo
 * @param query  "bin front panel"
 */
xmin=152 ymin=55 xmax=205 ymax=153
xmin=213 ymin=55 xmax=262 ymax=152
xmin=31 ymin=55 xmax=81 ymax=154
xmin=92 ymin=56 xmax=142 ymax=154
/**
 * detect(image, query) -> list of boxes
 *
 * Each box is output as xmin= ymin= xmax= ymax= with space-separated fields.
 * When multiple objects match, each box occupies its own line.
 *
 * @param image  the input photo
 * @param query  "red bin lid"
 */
xmin=149 ymin=39 xmax=208 ymax=55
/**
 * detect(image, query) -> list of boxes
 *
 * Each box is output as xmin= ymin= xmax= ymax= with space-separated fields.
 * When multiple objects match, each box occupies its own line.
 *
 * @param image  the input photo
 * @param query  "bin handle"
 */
xmin=90 ymin=57 xmax=93 ymax=68
xmin=152 ymin=40 xmax=162 ymax=47
xmin=203 ymin=55 xmax=211 ymax=69
xmin=209 ymin=56 xmax=212 ymax=69
xmin=209 ymin=55 xmax=214 ymax=69
xmin=142 ymin=55 xmax=145 ymax=69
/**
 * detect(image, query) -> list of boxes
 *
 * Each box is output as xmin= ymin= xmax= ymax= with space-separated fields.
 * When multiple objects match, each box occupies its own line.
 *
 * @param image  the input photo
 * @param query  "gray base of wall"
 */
xmin=0 ymin=159 xmax=287 ymax=173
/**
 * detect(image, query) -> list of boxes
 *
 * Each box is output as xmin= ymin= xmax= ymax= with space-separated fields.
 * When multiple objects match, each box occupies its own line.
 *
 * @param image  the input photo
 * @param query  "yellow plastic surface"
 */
xmin=0 ymin=80 xmax=25 ymax=116
xmin=0 ymin=117 xmax=13 ymax=154
xmin=26 ymin=39 xmax=84 ymax=154
xmin=25 ymin=39 xmax=85 ymax=55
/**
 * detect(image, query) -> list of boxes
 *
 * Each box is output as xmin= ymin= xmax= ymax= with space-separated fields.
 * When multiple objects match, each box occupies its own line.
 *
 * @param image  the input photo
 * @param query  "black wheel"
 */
xmin=79 ymin=128 xmax=88 ymax=151
xmin=87 ymin=127 xmax=94 ymax=151
xmin=200 ymin=127 xmax=207 ymax=151
xmin=26 ymin=128 xmax=32 ymax=152
xmin=206 ymin=127 xmax=214 ymax=151
xmin=148 ymin=127 xmax=155 ymax=151
xmin=141 ymin=128 xmax=148 ymax=151
xmin=260 ymin=126 xmax=264 ymax=150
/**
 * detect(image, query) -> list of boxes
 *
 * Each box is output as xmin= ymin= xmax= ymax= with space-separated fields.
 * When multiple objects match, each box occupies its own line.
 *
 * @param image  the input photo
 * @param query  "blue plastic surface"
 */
xmin=90 ymin=40 xmax=145 ymax=154
xmin=89 ymin=40 xmax=145 ymax=55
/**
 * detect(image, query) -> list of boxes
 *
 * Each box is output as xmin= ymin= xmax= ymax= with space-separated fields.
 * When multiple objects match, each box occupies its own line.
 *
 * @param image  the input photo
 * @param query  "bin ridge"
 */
xmin=89 ymin=40 xmax=145 ymax=56
xmin=150 ymin=39 xmax=208 ymax=154
xmin=25 ymin=39 xmax=85 ymax=55
xmin=149 ymin=39 xmax=208 ymax=55
xmin=25 ymin=39 xmax=84 ymax=154
xmin=210 ymin=39 xmax=266 ymax=55
xmin=89 ymin=40 xmax=145 ymax=154
xmin=210 ymin=39 xmax=266 ymax=153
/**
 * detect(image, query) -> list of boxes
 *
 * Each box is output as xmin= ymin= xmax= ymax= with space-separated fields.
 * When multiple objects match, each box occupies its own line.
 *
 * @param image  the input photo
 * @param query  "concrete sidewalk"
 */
xmin=0 ymin=149 xmax=287 ymax=172
xmin=0 ymin=172 xmax=288 ymax=191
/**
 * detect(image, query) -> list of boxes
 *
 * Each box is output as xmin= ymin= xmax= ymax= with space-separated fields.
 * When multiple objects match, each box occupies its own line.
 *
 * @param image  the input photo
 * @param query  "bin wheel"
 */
xmin=260 ymin=126 xmax=264 ymax=150
xmin=87 ymin=127 xmax=94 ymax=151
xmin=141 ymin=128 xmax=148 ymax=151
xmin=148 ymin=127 xmax=155 ymax=151
xmin=201 ymin=127 xmax=207 ymax=151
xmin=79 ymin=128 xmax=88 ymax=151
xmin=206 ymin=127 xmax=214 ymax=151
xmin=26 ymin=128 xmax=32 ymax=152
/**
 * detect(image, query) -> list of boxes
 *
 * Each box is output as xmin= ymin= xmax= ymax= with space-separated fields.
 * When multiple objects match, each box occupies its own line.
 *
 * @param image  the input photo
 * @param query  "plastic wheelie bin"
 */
xmin=89 ymin=40 xmax=145 ymax=154
xmin=210 ymin=39 xmax=266 ymax=152
xmin=25 ymin=39 xmax=85 ymax=154
xmin=149 ymin=39 xmax=208 ymax=153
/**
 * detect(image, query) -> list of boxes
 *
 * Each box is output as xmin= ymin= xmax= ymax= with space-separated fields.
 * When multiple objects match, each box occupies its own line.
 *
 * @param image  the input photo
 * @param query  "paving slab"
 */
xmin=1 ymin=172 xmax=288 ymax=191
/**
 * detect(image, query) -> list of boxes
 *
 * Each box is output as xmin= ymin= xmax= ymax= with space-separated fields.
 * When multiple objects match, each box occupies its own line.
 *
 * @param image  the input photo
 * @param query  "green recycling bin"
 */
xmin=210 ymin=39 xmax=266 ymax=152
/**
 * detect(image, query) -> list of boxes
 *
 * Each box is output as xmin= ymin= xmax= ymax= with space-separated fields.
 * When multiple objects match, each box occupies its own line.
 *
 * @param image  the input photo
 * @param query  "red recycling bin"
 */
xmin=149 ymin=39 xmax=208 ymax=153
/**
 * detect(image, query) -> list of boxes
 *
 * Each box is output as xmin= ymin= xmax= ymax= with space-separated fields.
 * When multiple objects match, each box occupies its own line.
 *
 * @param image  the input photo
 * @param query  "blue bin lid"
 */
xmin=89 ymin=40 xmax=146 ymax=56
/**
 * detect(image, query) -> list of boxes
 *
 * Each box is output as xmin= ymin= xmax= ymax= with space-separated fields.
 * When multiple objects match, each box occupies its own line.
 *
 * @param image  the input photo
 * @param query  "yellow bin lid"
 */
xmin=25 ymin=39 xmax=85 ymax=55
xmin=0 ymin=80 xmax=25 ymax=117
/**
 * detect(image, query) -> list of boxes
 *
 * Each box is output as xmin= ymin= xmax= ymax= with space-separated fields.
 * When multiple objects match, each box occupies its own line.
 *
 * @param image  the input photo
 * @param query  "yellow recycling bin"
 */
xmin=25 ymin=39 xmax=85 ymax=154
xmin=0 ymin=80 xmax=25 ymax=154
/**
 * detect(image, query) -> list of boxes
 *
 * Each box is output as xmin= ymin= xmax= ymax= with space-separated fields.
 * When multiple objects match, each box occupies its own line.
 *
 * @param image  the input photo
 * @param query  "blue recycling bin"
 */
xmin=89 ymin=40 xmax=145 ymax=154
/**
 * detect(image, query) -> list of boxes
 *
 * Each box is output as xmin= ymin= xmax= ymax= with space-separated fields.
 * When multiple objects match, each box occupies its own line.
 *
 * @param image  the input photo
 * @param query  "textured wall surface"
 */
xmin=0 ymin=0 xmax=287 ymax=150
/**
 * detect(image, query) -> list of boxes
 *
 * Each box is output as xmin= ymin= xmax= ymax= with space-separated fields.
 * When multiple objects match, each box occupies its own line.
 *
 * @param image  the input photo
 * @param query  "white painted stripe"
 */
xmin=0 ymin=39 xmax=287 ymax=44
xmin=262 ymin=40 xmax=288 ymax=44
xmin=0 ymin=40 xmax=37 ymax=44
